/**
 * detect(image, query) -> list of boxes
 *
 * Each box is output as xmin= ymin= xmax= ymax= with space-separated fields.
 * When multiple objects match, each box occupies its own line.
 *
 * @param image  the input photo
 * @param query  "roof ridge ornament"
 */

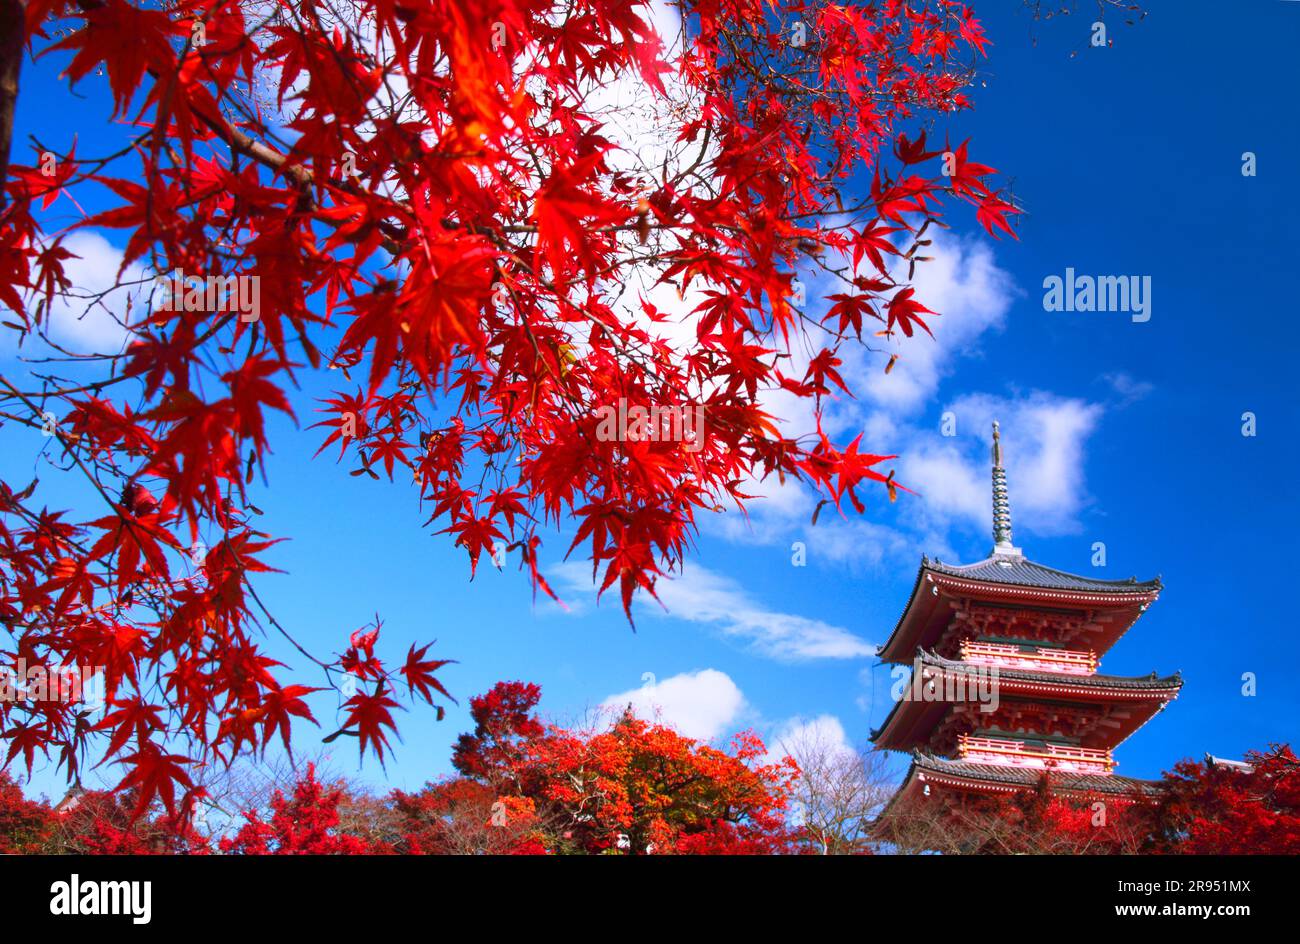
xmin=990 ymin=421 xmax=1023 ymax=559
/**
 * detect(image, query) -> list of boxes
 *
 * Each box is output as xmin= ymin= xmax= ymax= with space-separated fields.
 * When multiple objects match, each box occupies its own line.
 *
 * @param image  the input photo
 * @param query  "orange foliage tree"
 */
xmin=406 ymin=680 xmax=798 ymax=853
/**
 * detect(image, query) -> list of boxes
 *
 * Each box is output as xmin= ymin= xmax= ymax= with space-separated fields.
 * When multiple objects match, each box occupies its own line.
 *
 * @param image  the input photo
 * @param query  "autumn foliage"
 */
xmin=0 ymin=0 xmax=1017 ymax=808
xmin=2 ymin=678 xmax=1295 ymax=855
xmin=2 ymin=680 xmax=803 ymax=853
xmin=0 ymin=773 xmax=209 ymax=853
xmin=1149 ymin=745 xmax=1300 ymax=855
xmin=220 ymin=763 xmax=370 ymax=854
xmin=881 ymin=745 xmax=1300 ymax=856
xmin=0 ymin=769 xmax=56 ymax=853
xmin=424 ymin=680 xmax=799 ymax=854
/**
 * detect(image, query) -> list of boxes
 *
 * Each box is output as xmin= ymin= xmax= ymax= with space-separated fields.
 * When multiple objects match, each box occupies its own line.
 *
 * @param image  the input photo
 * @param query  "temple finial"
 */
xmin=991 ymin=421 xmax=1020 ymax=557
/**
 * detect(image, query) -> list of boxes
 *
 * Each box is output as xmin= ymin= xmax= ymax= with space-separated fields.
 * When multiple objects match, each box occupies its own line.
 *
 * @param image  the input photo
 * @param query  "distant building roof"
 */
xmin=1205 ymin=754 xmax=1254 ymax=773
xmin=54 ymin=785 xmax=86 ymax=815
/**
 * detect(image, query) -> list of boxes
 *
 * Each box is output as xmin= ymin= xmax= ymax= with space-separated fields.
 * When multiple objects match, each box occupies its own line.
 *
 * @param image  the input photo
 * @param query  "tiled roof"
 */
xmin=871 ymin=652 xmax=1182 ymax=743
xmin=913 ymin=753 xmax=1165 ymax=797
xmin=918 ymin=651 xmax=1183 ymax=692
xmin=925 ymin=554 xmax=1161 ymax=595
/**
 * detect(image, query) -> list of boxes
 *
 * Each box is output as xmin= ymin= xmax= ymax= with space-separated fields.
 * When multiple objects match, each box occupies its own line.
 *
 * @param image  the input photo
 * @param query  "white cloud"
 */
xmin=601 ymin=668 xmax=746 ymax=741
xmin=902 ymin=391 xmax=1102 ymax=537
xmin=804 ymin=517 xmax=919 ymax=567
xmin=895 ymin=439 xmax=987 ymax=526
xmin=851 ymin=233 xmax=1017 ymax=417
xmin=553 ymin=561 xmax=873 ymax=661
xmin=701 ymin=230 xmax=1112 ymax=563
xmin=767 ymin=713 xmax=855 ymax=767
xmin=649 ymin=565 xmax=874 ymax=660
xmin=8 ymin=231 xmax=144 ymax=356
xmin=723 ymin=388 xmax=1106 ymax=567
xmin=710 ymin=471 xmax=817 ymax=545
xmin=1101 ymin=371 xmax=1154 ymax=407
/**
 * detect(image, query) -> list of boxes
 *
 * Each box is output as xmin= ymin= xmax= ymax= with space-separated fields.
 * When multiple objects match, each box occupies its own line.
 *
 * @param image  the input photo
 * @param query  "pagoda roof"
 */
xmin=877 ymin=553 xmax=1161 ymax=663
xmin=908 ymin=752 xmax=1165 ymax=798
xmin=871 ymin=753 xmax=1163 ymax=846
xmin=871 ymin=652 xmax=1182 ymax=752
xmin=917 ymin=651 xmax=1183 ymax=693
xmin=925 ymin=554 xmax=1161 ymax=595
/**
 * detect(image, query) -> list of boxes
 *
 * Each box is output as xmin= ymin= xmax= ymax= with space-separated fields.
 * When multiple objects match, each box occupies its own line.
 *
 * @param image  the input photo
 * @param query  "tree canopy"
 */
xmin=0 ymin=0 xmax=1017 ymax=809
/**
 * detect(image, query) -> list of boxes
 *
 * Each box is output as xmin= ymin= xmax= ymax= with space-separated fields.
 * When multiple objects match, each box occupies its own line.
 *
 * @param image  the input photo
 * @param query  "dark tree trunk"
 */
xmin=0 ymin=0 xmax=24 ymax=210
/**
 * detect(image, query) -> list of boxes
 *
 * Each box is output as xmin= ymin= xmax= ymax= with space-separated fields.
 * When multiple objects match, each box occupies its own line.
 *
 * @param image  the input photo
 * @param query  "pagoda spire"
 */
xmin=991 ymin=421 xmax=1020 ymax=558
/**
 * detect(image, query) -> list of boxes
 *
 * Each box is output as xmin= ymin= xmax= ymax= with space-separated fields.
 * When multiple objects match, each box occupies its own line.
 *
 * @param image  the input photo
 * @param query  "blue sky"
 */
xmin=5 ymin=1 xmax=1299 ymax=801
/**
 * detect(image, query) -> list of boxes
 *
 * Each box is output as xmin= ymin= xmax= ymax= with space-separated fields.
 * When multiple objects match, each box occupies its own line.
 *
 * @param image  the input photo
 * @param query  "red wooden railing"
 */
xmin=959 ymin=641 xmax=1097 ymax=675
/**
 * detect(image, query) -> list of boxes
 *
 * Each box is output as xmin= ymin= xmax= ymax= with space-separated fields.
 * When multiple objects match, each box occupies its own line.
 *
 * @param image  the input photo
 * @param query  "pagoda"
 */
xmin=872 ymin=423 xmax=1181 ymax=823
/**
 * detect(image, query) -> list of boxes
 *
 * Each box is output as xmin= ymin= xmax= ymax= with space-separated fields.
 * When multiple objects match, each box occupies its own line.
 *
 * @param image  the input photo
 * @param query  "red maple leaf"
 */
xmin=401 ymin=643 xmax=455 ymax=707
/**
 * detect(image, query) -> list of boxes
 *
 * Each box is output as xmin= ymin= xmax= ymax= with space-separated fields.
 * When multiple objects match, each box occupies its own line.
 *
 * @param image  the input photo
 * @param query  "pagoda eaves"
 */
xmin=872 ymin=651 xmax=1182 ymax=754
xmin=877 ymin=555 xmax=1161 ymax=664
xmin=882 ymin=752 xmax=1166 ymax=812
